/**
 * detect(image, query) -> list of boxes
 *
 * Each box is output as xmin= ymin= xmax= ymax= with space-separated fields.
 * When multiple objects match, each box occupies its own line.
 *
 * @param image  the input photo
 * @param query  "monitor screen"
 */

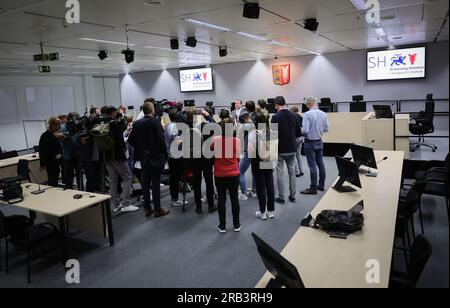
xmin=351 ymin=144 xmax=377 ymax=169
xmin=367 ymin=47 xmax=426 ymax=81
xmin=179 ymin=67 xmax=214 ymax=92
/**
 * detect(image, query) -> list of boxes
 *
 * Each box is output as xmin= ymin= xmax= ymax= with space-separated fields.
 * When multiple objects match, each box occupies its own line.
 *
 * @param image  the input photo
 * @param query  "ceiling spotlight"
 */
xmin=219 ymin=46 xmax=228 ymax=57
xmin=304 ymin=18 xmax=319 ymax=32
xmin=98 ymin=50 xmax=108 ymax=60
xmin=186 ymin=36 xmax=197 ymax=48
xmin=170 ymin=38 xmax=179 ymax=50
xmin=243 ymin=2 xmax=260 ymax=19
xmin=122 ymin=49 xmax=135 ymax=64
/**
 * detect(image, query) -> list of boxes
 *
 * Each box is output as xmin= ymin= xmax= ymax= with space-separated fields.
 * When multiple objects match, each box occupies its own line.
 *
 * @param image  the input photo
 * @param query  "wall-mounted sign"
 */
xmin=272 ymin=64 xmax=290 ymax=86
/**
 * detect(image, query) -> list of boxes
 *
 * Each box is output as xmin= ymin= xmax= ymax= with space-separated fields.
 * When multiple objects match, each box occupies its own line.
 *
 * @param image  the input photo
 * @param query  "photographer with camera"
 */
xmin=103 ymin=106 xmax=139 ymax=213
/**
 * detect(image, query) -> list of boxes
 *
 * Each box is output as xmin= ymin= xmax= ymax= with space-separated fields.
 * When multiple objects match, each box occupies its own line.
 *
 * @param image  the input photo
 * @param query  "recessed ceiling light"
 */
xmin=381 ymin=15 xmax=397 ymax=21
xmin=143 ymin=0 xmax=164 ymax=7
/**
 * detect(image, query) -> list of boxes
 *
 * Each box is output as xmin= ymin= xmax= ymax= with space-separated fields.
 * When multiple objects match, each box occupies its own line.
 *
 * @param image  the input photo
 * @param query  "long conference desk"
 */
xmin=256 ymin=150 xmax=404 ymax=288
xmin=0 ymin=153 xmax=47 ymax=183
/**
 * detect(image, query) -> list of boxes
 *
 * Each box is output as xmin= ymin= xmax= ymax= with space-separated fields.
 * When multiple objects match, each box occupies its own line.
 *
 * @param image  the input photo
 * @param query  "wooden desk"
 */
xmin=9 ymin=183 xmax=113 ymax=260
xmin=256 ymin=151 xmax=404 ymax=288
xmin=362 ymin=113 xmax=410 ymax=159
xmin=322 ymin=112 xmax=369 ymax=144
xmin=0 ymin=154 xmax=47 ymax=183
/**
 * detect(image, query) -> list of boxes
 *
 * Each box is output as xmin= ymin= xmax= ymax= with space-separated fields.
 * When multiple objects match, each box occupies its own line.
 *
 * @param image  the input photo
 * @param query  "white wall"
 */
xmin=120 ymin=41 xmax=449 ymax=107
xmin=0 ymin=74 xmax=121 ymax=151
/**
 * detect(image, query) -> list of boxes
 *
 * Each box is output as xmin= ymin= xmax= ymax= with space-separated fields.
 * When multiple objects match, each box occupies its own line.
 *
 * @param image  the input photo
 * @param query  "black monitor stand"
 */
xmin=333 ymin=177 xmax=357 ymax=193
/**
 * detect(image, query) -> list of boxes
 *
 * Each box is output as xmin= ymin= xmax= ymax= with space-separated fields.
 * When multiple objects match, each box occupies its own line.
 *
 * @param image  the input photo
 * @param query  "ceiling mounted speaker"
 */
xmin=243 ymin=3 xmax=260 ymax=19
xmin=219 ymin=46 xmax=227 ymax=57
xmin=170 ymin=39 xmax=179 ymax=50
xmin=98 ymin=50 xmax=108 ymax=60
xmin=304 ymin=18 xmax=319 ymax=32
xmin=186 ymin=36 xmax=197 ymax=48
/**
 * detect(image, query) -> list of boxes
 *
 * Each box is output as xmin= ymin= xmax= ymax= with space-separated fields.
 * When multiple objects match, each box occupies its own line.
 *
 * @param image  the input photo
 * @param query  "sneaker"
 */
xmin=120 ymin=205 xmax=140 ymax=213
xmin=289 ymin=196 xmax=296 ymax=203
xmin=255 ymin=211 xmax=268 ymax=221
xmin=318 ymin=187 xmax=325 ymax=192
xmin=250 ymin=190 xmax=257 ymax=198
xmin=218 ymin=226 xmax=227 ymax=234
xmin=267 ymin=211 xmax=275 ymax=219
xmin=234 ymin=225 xmax=242 ymax=232
xmin=275 ymin=197 xmax=286 ymax=204
xmin=172 ymin=200 xmax=188 ymax=207
xmin=238 ymin=192 xmax=248 ymax=201
xmin=113 ymin=205 xmax=123 ymax=213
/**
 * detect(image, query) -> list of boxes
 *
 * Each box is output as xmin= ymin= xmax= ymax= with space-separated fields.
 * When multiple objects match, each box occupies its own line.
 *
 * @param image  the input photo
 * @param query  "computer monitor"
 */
xmin=206 ymin=101 xmax=213 ymax=107
xmin=319 ymin=106 xmax=332 ymax=113
xmin=184 ymin=100 xmax=195 ymax=107
xmin=351 ymin=144 xmax=377 ymax=169
xmin=373 ymin=105 xmax=394 ymax=119
xmin=353 ymin=95 xmax=364 ymax=102
xmin=252 ymin=233 xmax=305 ymax=289
xmin=333 ymin=156 xmax=362 ymax=193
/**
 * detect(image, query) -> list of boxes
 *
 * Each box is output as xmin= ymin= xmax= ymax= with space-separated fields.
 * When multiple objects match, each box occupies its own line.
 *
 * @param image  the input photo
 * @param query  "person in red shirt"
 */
xmin=211 ymin=118 xmax=242 ymax=234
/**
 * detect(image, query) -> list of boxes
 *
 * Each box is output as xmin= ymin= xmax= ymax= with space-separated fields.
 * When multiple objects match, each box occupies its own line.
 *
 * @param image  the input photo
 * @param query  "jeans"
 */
xmin=239 ymin=152 xmax=256 ymax=193
xmin=168 ymin=158 xmax=183 ymax=201
xmin=193 ymin=158 xmax=215 ymax=210
xmin=215 ymin=176 xmax=240 ymax=228
xmin=253 ymin=161 xmax=275 ymax=214
xmin=105 ymin=161 xmax=132 ymax=208
xmin=295 ymin=137 xmax=304 ymax=175
xmin=276 ymin=153 xmax=296 ymax=199
xmin=304 ymin=140 xmax=326 ymax=190
xmin=142 ymin=164 xmax=162 ymax=211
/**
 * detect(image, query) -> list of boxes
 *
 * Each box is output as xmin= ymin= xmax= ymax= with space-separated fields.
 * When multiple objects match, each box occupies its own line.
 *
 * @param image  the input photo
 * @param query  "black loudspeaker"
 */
xmin=186 ymin=37 xmax=197 ymax=48
xmin=170 ymin=39 xmax=179 ymax=50
xmin=304 ymin=18 xmax=319 ymax=32
xmin=243 ymin=3 xmax=260 ymax=19
xmin=219 ymin=46 xmax=227 ymax=57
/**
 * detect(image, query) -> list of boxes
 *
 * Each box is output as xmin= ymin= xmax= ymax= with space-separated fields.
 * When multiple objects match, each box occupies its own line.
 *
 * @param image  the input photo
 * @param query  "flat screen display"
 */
xmin=179 ymin=67 xmax=214 ymax=92
xmin=367 ymin=47 xmax=426 ymax=81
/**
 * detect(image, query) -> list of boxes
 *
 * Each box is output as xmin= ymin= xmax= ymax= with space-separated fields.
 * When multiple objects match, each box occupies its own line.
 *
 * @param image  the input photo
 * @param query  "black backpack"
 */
xmin=1 ymin=181 xmax=24 ymax=205
xmin=314 ymin=210 xmax=364 ymax=234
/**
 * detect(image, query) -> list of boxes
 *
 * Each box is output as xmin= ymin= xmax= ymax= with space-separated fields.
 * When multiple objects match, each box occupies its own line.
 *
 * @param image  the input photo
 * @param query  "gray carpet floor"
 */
xmin=0 ymin=154 xmax=448 ymax=288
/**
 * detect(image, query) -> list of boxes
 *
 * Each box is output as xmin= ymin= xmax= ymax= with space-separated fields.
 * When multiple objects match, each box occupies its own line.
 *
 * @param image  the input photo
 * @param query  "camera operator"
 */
xmin=129 ymin=102 xmax=170 ymax=219
xmin=59 ymin=112 xmax=82 ymax=190
xmin=104 ymin=106 xmax=139 ymax=213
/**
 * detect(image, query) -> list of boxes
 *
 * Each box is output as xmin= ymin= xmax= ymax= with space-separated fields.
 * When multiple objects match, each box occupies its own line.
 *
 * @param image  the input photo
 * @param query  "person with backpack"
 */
xmin=102 ymin=106 xmax=139 ymax=213
xmin=248 ymin=112 xmax=276 ymax=220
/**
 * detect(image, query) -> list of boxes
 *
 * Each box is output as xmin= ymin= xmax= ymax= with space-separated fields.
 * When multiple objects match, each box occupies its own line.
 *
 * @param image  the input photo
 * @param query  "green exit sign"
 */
xmin=39 ymin=66 xmax=51 ymax=73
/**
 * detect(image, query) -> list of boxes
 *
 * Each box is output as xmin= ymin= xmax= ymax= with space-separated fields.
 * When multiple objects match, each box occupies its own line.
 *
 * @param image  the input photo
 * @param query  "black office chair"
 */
xmin=409 ymin=94 xmax=437 ymax=152
xmin=0 ymin=151 xmax=18 ymax=160
xmin=319 ymin=98 xmax=333 ymax=113
xmin=390 ymin=235 xmax=432 ymax=288
xmin=415 ymin=154 xmax=449 ymax=222
xmin=0 ymin=159 xmax=30 ymax=185
xmin=2 ymin=211 xmax=63 ymax=283
xmin=350 ymin=102 xmax=367 ymax=112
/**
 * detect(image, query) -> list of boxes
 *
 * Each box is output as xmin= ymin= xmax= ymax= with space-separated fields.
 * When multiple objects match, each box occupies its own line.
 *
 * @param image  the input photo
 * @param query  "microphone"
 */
xmin=365 ymin=140 xmax=376 ymax=147
xmin=28 ymin=169 xmax=45 ymax=195
xmin=376 ymin=157 xmax=389 ymax=164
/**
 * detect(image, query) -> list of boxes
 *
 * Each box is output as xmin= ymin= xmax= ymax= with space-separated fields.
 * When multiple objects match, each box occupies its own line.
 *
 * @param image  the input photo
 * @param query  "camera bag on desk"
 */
xmin=0 ymin=180 xmax=24 ymax=205
xmin=314 ymin=210 xmax=364 ymax=234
